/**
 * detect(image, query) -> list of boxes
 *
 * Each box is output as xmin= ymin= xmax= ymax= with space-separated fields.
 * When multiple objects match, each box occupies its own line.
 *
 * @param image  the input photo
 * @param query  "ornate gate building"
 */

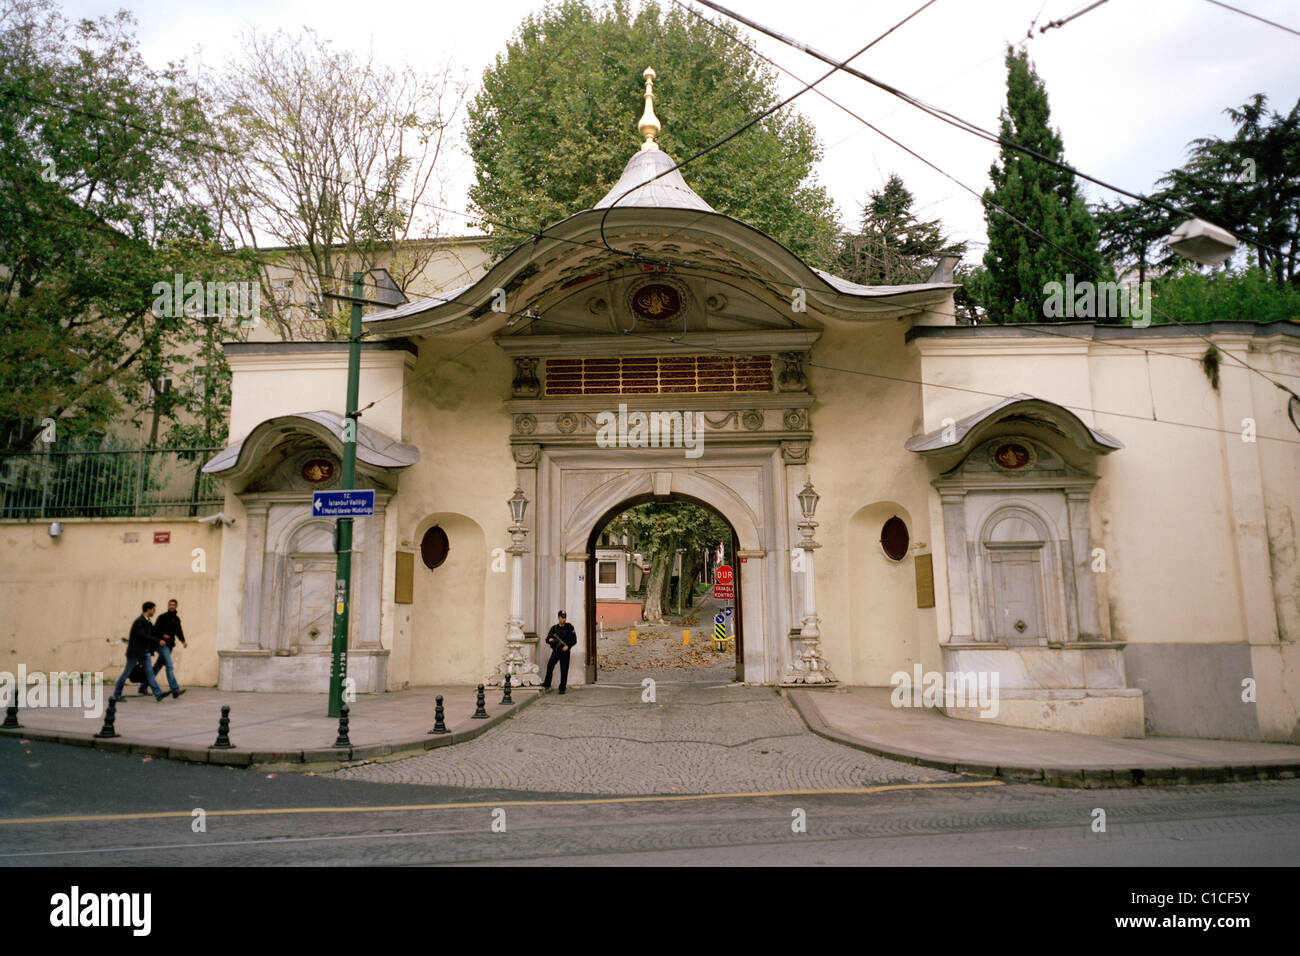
xmin=205 ymin=73 xmax=1300 ymax=743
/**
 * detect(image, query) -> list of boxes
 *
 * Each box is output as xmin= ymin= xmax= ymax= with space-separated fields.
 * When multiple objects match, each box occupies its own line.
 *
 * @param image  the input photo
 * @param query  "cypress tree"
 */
xmin=982 ymin=46 xmax=1107 ymax=323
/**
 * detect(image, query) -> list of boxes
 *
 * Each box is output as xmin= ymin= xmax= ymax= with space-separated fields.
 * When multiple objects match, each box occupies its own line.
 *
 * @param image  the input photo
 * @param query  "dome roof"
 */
xmin=592 ymin=148 xmax=714 ymax=212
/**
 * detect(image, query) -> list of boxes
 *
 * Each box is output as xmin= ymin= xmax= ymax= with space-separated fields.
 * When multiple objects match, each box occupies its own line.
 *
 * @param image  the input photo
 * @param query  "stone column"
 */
xmin=489 ymin=504 xmax=541 ymax=686
xmin=939 ymin=490 xmax=975 ymax=643
xmin=781 ymin=484 xmax=835 ymax=685
xmin=1066 ymin=489 xmax=1101 ymax=641
xmin=239 ymin=501 xmax=270 ymax=649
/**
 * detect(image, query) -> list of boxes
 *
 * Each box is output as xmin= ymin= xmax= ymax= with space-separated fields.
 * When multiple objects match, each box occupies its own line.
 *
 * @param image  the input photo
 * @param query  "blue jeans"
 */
xmin=155 ymin=644 xmax=180 ymax=693
xmin=113 ymin=653 xmax=163 ymax=699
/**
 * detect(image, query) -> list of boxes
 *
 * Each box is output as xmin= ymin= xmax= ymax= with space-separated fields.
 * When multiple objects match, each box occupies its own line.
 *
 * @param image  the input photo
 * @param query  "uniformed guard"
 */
xmin=541 ymin=610 xmax=578 ymax=694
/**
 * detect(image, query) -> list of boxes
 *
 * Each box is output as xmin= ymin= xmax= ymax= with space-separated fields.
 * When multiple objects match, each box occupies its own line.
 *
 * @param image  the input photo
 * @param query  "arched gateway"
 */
xmin=583 ymin=492 xmax=744 ymax=683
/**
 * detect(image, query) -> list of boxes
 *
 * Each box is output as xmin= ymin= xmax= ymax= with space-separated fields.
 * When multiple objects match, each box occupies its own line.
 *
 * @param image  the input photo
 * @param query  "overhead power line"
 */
xmin=682 ymin=0 xmax=1297 ymax=397
xmin=689 ymin=0 xmax=1291 ymax=264
xmin=1201 ymin=0 xmax=1300 ymax=38
xmin=598 ymin=0 xmax=941 ymax=256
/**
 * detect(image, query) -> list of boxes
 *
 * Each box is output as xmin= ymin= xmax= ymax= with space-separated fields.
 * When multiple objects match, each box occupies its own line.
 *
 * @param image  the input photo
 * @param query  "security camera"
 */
xmin=197 ymin=512 xmax=236 ymax=526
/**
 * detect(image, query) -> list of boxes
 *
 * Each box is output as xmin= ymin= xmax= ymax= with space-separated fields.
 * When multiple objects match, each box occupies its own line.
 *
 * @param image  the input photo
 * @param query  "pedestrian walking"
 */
xmin=541 ymin=610 xmax=578 ymax=694
xmin=152 ymin=598 xmax=187 ymax=699
xmin=112 ymin=602 xmax=168 ymax=702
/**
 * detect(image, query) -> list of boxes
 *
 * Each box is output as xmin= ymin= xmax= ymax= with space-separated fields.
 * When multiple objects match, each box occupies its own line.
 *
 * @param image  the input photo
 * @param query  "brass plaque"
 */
xmin=914 ymin=553 xmax=935 ymax=609
xmin=394 ymin=551 xmax=414 ymax=605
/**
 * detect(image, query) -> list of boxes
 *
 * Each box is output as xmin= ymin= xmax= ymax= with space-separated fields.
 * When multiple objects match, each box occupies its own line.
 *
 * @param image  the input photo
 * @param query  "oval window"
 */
xmin=420 ymin=526 xmax=450 ymax=570
xmin=880 ymin=516 xmax=909 ymax=561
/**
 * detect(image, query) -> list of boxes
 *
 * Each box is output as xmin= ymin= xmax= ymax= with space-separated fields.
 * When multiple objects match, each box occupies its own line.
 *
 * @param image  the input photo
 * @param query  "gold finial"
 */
xmin=637 ymin=67 xmax=660 ymax=151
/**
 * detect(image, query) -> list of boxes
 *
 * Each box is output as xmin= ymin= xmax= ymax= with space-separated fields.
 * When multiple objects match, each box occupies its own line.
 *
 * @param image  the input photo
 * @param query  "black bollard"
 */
xmin=3 ymin=690 xmax=21 ymax=729
xmin=94 ymin=697 xmax=119 ymax=739
xmin=472 ymin=684 xmax=488 ymax=719
xmin=212 ymin=705 xmax=233 ymax=749
xmin=333 ymin=704 xmax=351 ymax=748
xmin=428 ymin=695 xmax=448 ymax=735
xmin=500 ymin=674 xmax=514 ymax=706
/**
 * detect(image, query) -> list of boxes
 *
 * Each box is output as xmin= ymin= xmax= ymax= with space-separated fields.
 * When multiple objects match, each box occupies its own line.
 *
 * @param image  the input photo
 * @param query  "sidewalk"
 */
xmin=0 ymin=685 xmax=540 ymax=770
xmin=788 ymin=686 xmax=1300 ymax=788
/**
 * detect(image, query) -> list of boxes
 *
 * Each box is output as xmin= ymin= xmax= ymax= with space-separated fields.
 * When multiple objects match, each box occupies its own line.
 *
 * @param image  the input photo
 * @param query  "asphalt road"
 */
xmin=3 ymin=737 xmax=1299 ymax=866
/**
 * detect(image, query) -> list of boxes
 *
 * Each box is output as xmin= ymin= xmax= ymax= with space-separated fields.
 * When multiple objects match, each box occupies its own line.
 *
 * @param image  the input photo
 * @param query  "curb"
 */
xmin=782 ymin=688 xmax=1300 ymax=789
xmin=0 ymin=690 xmax=543 ymax=771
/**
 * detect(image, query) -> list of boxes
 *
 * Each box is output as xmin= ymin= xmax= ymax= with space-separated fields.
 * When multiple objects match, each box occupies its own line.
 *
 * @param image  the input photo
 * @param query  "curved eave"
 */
xmin=203 ymin=411 xmax=419 ymax=481
xmin=905 ymin=394 xmax=1124 ymax=457
xmin=362 ymin=206 xmax=956 ymax=337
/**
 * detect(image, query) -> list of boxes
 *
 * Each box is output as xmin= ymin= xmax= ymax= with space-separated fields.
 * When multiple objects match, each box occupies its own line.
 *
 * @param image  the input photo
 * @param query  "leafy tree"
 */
xmin=982 ymin=45 xmax=1107 ymax=323
xmin=1092 ymin=195 xmax=1179 ymax=288
xmin=608 ymin=501 xmax=729 ymax=622
xmin=0 ymin=0 xmax=252 ymax=453
xmin=837 ymin=173 xmax=966 ymax=285
xmin=1159 ymin=94 xmax=1298 ymax=289
xmin=467 ymin=0 xmax=840 ymax=267
xmin=200 ymin=28 xmax=465 ymax=340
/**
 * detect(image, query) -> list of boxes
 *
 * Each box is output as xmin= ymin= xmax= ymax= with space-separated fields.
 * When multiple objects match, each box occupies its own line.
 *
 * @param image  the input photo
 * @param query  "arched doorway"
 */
xmin=582 ymin=493 xmax=743 ymax=683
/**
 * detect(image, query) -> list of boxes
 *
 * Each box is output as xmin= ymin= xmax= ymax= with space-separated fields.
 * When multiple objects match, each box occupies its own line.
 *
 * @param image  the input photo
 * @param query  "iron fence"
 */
xmin=0 ymin=446 xmax=224 ymax=518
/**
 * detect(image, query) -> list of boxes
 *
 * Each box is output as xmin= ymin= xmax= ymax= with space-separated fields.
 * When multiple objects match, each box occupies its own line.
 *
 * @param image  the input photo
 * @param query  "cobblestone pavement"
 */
xmin=333 ymin=683 xmax=959 ymax=794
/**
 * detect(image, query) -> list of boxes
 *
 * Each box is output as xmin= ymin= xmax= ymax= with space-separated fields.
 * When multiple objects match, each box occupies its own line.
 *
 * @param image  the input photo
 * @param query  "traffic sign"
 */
xmin=724 ymin=607 xmax=733 ymax=617
xmin=714 ymin=565 xmax=733 ymax=585
xmin=312 ymin=489 xmax=375 ymax=517
xmin=715 ymin=613 xmax=725 ymax=625
xmin=712 ymin=583 xmax=734 ymax=601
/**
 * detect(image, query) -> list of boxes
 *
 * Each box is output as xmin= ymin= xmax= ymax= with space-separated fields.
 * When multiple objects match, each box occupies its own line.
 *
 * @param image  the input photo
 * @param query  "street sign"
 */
xmin=712 ymin=583 xmax=734 ymax=601
xmin=714 ymin=565 xmax=733 ymax=585
xmin=312 ymin=489 xmax=375 ymax=517
xmin=724 ymin=607 xmax=733 ymax=617
xmin=715 ymin=613 xmax=725 ymax=625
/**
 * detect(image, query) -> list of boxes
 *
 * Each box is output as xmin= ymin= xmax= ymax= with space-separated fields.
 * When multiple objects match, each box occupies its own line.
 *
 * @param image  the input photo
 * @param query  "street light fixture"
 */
xmin=797 ymin=479 xmax=820 ymax=520
xmin=508 ymin=487 xmax=528 ymax=524
xmin=1166 ymin=218 xmax=1238 ymax=267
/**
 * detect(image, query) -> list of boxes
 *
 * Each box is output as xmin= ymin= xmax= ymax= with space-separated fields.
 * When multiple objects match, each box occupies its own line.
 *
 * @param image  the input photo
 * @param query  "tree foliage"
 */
xmin=466 ymin=0 xmax=840 ymax=266
xmin=199 ymin=28 xmax=465 ymax=340
xmin=0 ymin=0 xmax=251 ymax=453
xmin=608 ymin=501 xmax=729 ymax=622
xmin=1095 ymin=94 xmax=1300 ymax=293
xmin=981 ymin=46 xmax=1107 ymax=323
xmin=837 ymin=173 xmax=966 ymax=285
xmin=1150 ymin=264 xmax=1300 ymax=325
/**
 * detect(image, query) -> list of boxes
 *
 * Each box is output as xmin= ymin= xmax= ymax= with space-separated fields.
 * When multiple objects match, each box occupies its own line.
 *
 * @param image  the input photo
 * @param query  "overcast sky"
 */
xmin=59 ymin=0 xmax=1300 ymax=262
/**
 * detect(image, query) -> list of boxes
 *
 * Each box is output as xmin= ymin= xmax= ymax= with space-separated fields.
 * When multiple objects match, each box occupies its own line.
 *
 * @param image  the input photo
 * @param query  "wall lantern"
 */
xmin=508 ymin=487 xmax=529 ymax=524
xmin=48 ymin=521 xmax=64 ymax=538
xmin=797 ymin=480 xmax=820 ymax=520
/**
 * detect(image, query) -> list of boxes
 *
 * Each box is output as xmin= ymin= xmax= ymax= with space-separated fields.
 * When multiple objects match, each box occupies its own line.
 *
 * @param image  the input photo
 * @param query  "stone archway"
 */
xmin=582 ymin=492 xmax=745 ymax=683
xmin=530 ymin=445 xmax=795 ymax=685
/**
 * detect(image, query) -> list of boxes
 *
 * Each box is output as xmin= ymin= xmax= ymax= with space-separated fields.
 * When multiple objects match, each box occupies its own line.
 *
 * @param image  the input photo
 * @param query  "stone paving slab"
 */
xmin=0 ymin=685 xmax=539 ymax=768
xmin=789 ymin=686 xmax=1300 ymax=788
xmin=334 ymin=682 xmax=959 ymax=794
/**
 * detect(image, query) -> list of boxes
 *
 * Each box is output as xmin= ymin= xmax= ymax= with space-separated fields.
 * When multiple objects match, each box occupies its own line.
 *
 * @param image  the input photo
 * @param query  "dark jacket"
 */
xmin=155 ymin=610 xmax=185 ymax=648
xmin=546 ymin=622 xmax=577 ymax=651
xmin=126 ymin=615 xmax=162 ymax=658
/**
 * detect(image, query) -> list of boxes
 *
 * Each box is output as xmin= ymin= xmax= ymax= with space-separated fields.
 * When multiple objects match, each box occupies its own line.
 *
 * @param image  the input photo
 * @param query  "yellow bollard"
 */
xmin=629 ymin=628 xmax=638 ymax=646
xmin=682 ymin=629 xmax=691 ymax=646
